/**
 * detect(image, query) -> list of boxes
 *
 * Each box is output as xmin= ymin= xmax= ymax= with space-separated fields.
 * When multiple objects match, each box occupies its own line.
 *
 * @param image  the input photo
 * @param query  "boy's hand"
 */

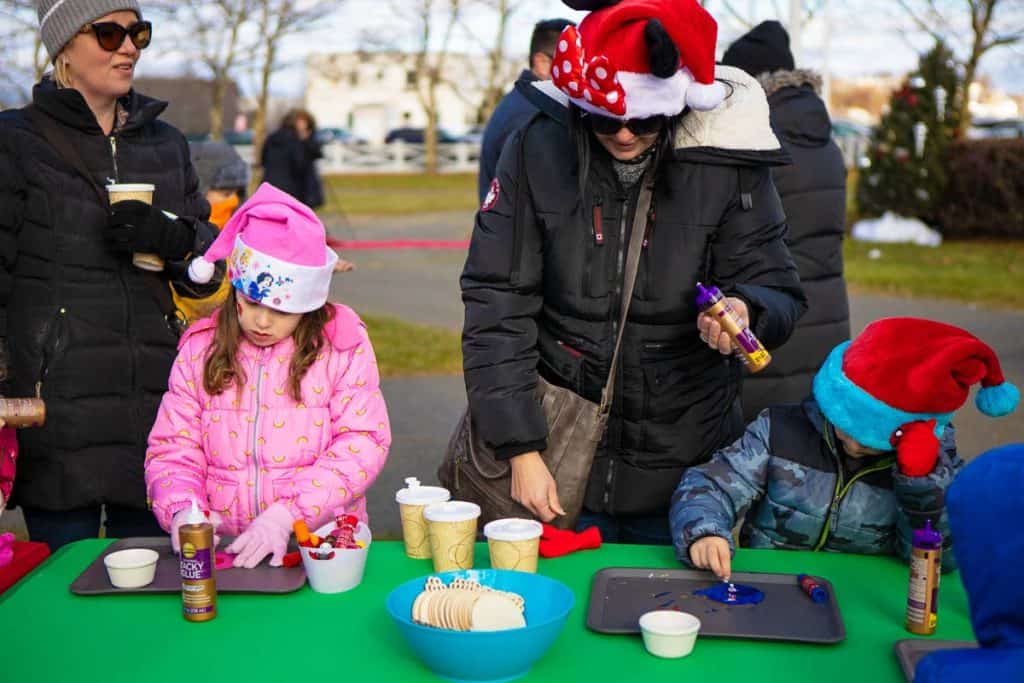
xmin=689 ymin=535 xmax=732 ymax=580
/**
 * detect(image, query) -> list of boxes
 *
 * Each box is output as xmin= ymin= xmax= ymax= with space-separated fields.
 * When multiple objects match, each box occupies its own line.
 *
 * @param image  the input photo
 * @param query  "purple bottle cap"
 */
xmin=913 ymin=520 xmax=943 ymax=549
xmin=695 ymin=282 xmax=720 ymax=309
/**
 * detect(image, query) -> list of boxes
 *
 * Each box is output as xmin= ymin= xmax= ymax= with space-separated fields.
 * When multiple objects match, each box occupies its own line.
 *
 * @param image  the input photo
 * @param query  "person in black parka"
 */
xmin=722 ymin=20 xmax=851 ymax=422
xmin=261 ymin=108 xmax=325 ymax=210
xmin=1 ymin=0 xmax=223 ymax=549
xmin=459 ymin=0 xmax=806 ymax=544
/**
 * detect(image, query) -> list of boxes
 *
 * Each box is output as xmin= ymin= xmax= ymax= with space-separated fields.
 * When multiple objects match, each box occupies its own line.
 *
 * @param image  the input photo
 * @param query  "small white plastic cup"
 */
xmin=396 ymin=477 xmax=450 ymax=559
xmin=300 ymin=521 xmax=372 ymax=594
xmin=639 ymin=610 xmax=701 ymax=659
xmin=484 ymin=518 xmax=543 ymax=573
xmin=104 ymin=548 xmax=160 ymax=589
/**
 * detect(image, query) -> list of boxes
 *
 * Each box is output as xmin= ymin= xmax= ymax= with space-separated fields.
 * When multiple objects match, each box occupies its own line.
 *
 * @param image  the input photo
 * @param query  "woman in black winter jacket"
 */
xmin=460 ymin=0 xmax=806 ymax=543
xmin=0 ymin=1 xmax=222 ymax=549
xmin=261 ymin=109 xmax=325 ymax=210
xmin=722 ymin=21 xmax=851 ymax=422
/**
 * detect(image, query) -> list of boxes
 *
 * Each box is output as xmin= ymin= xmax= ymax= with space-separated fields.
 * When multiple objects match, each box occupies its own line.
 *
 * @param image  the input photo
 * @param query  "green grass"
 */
xmin=844 ymin=239 xmax=1024 ymax=309
xmin=321 ymin=173 xmax=478 ymax=216
xmin=363 ymin=314 xmax=462 ymax=378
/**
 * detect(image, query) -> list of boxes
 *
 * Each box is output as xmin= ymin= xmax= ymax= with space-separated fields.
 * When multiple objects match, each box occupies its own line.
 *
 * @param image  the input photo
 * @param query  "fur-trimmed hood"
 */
xmin=529 ymin=63 xmax=788 ymax=167
xmin=757 ymin=68 xmax=823 ymax=97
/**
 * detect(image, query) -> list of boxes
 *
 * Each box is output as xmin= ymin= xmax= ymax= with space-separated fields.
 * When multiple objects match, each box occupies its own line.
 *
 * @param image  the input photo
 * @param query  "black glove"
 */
xmin=107 ymin=200 xmax=194 ymax=260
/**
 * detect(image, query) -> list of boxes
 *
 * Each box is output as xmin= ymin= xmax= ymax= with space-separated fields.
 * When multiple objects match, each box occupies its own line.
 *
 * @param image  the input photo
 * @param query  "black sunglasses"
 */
xmin=585 ymin=112 xmax=666 ymax=136
xmin=86 ymin=21 xmax=152 ymax=52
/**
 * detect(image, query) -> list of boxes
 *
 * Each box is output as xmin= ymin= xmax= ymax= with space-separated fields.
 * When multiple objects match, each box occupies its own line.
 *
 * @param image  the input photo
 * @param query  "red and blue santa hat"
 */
xmin=813 ymin=317 xmax=1019 ymax=467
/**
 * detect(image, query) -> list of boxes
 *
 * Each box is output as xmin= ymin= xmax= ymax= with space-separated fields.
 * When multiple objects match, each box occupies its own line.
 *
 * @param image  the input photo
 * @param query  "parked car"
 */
xmin=222 ymin=129 xmax=254 ymax=145
xmin=316 ymin=127 xmax=367 ymax=145
xmin=967 ymin=118 xmax=1024 ymax=140
xmin=831 ymin=118 xmax=872 ymax=139
xmin=384 ymin=127 xmax=461 ymax=144
xmin=458 ymin=125 xmax=485 ymax=145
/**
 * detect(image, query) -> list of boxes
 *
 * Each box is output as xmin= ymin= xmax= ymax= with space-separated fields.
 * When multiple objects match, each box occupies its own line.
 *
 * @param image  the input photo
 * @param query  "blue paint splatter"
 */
xmin=694 ymin=583 xmax=765 ymax=605
xmin=658 ymin=600 xmax=674 ymax=608
xmin=653 ymin=591 xmax=671 ymax=599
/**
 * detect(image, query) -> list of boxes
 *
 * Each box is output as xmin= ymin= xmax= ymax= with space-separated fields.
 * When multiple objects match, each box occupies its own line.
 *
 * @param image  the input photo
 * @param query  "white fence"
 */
xmin=235 ymin=141 xmax=480 ymax=174
xmin=236 ymin=136 xmax=869 ymax=175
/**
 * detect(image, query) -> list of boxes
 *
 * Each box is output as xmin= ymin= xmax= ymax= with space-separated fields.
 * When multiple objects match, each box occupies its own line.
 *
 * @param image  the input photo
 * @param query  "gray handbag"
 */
xmin=439 ymin=171 xmax=654 ymax=529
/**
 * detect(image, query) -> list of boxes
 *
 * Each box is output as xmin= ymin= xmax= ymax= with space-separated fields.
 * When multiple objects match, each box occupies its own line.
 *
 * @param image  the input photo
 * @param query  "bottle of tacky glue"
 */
xmin=905 ymin=520 xmax=942 ymax=635
xmin=695 ymin=282 xmax=771 ymax=372
xmin=179 ymin=498 xmax=217 ymax=622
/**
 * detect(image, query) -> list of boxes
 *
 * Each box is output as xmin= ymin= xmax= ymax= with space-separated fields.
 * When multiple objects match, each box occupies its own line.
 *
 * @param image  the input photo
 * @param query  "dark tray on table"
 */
xmin=70 ymin=536 xmax=306 ymax=595
xmin=894 ymin=639 xmax=978 ymax=681
xmin=587 ymin=567 xmax=845 ymax=644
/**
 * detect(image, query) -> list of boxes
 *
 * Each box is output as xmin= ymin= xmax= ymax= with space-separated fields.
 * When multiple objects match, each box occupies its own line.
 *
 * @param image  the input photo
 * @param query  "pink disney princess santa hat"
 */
xmin=187 ymin=183 xmax=338 ymax=314
xmin=552 ymin=0 xmax=727 ymax=118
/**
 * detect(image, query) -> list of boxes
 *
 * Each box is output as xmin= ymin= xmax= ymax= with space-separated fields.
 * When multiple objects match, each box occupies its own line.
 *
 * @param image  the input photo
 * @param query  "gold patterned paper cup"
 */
xmin=106 ymin=183 xmax=164 ymax=272
xmin=424 ymin=501 xmax=481 ymax=573
xmin=395 ymin=477 xmax=451 ymax=559
xmin=484 ymin=518 xmax=543 ymax=573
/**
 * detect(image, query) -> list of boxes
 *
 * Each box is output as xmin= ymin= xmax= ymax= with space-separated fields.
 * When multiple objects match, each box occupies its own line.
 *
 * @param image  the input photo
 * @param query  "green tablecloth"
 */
xmin=0 ymin=540 xmax=973 ymax=682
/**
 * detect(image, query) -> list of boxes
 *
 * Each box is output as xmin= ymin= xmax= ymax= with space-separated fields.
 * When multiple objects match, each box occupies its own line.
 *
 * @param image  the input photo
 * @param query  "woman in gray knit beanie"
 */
xmin=0 ymin=2 xmax=223 ymax=549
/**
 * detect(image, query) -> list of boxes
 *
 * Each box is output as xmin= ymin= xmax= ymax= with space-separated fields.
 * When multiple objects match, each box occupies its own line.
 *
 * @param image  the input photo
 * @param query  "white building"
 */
xmin=305 ymin=51 xmax=521 ymax=144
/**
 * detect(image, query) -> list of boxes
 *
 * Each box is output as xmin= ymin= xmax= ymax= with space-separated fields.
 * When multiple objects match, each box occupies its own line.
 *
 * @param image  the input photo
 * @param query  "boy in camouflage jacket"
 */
xmin=670 ymin=318 xmax=1020 ymax=579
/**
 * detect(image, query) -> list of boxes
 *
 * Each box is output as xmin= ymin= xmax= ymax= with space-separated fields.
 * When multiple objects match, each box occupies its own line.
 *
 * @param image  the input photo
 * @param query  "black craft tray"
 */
xmin=70 ymin=537 xmax=306 ymax=595
xmin=893 ymin=639 xmax=978 ymax=681
xmin=587 ymin=567 xmax=845 ymax=644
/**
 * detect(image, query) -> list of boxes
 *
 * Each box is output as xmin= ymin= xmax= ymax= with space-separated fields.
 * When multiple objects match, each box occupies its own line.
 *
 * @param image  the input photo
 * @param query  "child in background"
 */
xmin=915 ymin=443 xmax=1024 ymax=682
xmin=173 ymin=141 xmax=251 ymax=324
xmin=670 ymin=318 xmax=1019 ymax=579
xmin=146 ymin=183 xmax=391 ymax=569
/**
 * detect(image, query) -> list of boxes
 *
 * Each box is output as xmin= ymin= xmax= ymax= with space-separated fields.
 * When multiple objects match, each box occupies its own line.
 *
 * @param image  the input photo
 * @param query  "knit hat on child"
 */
xmin=812 ymin=317 xmax=1019 ymax=475
xmin=188 ymin=183 xmax=337 ymax=314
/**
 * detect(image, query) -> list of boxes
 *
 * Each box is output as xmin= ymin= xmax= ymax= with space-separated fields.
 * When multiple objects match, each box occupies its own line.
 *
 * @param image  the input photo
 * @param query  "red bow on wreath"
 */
xmin=551 ymin=25 xmax=627 ymax=116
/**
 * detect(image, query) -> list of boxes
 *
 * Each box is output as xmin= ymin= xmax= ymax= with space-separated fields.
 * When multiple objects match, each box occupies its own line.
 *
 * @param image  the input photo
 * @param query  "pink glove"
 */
xmin=170 ymin=508 xmax=224 ymax=553
xmin=225 ymin=503 xmax=293 ymax=568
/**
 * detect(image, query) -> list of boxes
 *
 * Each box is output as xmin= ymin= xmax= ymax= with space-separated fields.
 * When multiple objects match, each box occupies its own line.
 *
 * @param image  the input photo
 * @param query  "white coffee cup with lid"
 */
xmin=396 ymin=477 xmax=450 ymax=559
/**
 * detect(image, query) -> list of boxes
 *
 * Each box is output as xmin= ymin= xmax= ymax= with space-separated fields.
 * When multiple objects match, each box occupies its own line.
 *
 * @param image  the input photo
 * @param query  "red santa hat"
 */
xmin=813 ymin=318 xmax=1019 ymax=476
xmin=552 ymin=0 xmax=726 ymax=119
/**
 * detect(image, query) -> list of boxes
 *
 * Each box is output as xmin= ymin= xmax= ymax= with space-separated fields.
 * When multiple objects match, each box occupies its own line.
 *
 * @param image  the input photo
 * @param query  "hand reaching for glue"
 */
xmin=170 ymin=508 xmax=223 ymax=553
xmin=689 ymin=535 xmax=732 ymax=580
xmin=226 ymin=503 xmax=294 ymax=568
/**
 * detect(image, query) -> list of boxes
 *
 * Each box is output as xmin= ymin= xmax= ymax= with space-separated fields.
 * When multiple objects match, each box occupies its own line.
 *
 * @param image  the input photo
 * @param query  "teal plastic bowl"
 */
xmin=386 ymin=569 xmax=575 ymax=683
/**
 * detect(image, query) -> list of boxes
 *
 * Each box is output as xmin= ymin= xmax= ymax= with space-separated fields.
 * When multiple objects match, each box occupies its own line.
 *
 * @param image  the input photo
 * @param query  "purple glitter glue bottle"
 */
xmin=906 ymin=520 xmax=943 ymax=635
xmin=695 ymin=283 xmax=771 ymax=372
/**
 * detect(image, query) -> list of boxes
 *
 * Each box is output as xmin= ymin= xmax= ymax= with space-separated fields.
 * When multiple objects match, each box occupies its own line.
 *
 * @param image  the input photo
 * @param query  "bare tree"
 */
xmin=897 ymin=0 xmax=1024 ymax=125
xmin=404 ymin=0 xmax=463 ymax=174
xmin=469 ymin=0 xmax=527 ymax=123
xmin=0 ymin=0 xmax=50 ymax=108
xmin=251 ymin=0 xmax=341 ymax=159
xmin=159 ymin=1 xmax=257 ymax=140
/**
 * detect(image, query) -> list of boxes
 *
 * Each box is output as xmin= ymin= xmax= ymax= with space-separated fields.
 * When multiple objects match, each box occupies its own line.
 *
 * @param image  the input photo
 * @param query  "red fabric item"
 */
xmin=893 ymin=419 xmax=941 ymax=477
xmin=842 ymin=318 xmax=1009 ymax=414
xmin=577 ymin=0 xmax=718 ymax=84
xmin=0 ymin=427 xmax=18 ymax=504
xmin=539 ymin=524 xmax=602 ymax=558
xmin=0 ymin=540 xmax=50 ymax=595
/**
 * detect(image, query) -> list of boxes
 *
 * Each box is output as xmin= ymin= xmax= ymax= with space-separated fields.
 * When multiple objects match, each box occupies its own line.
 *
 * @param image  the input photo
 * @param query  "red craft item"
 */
xmin=0 ymin=540 xmax=50 ymax=595
xmin=538 ymin=524 xmax=602 ymax=559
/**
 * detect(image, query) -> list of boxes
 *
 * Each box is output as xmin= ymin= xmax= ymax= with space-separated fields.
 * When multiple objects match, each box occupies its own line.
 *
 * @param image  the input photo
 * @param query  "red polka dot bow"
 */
xmin=551 ymin=25 xmax=627 ymax=117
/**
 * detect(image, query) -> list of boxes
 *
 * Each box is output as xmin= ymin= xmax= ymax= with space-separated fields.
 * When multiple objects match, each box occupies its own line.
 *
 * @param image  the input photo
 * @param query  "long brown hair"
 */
xmin=203 ymin=288 xmax=335 ymax=403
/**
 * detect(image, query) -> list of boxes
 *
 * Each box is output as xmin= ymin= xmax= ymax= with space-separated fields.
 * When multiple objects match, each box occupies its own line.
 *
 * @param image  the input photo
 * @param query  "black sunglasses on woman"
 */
xmin=85 ymin=21 xmax=153 ymax=52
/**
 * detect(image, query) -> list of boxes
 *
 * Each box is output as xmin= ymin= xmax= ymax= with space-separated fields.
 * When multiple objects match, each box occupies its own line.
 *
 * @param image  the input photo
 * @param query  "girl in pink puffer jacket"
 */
xmin=146 ymin=183 xmax=390 ymax=569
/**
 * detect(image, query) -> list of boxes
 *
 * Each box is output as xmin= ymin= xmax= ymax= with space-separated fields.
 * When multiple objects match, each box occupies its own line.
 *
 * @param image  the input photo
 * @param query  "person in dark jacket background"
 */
xmin=460 ymin=0 xmax=805 ymax=544
xmin=722 ymin=20 xmax=851 ymax=422
xmin=261 ymin=108 xmax=325 ymax=210
xmin=0 ymin=0 xmax=223 ymax=549
xmin=477 ymin=18 xmax=574 ymax=202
